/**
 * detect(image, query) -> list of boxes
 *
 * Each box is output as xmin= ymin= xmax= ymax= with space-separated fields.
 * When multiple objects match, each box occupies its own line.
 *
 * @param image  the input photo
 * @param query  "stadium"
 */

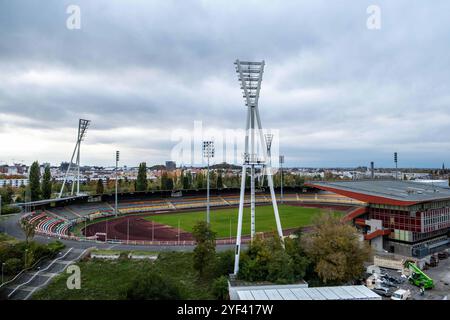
xmin=21 ymin=186 xmax=362 ymax=245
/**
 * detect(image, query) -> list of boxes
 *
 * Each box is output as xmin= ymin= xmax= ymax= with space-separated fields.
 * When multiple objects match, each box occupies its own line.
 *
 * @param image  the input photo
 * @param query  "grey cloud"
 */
xmin=1 ymin=0 xmax=450 ymax=167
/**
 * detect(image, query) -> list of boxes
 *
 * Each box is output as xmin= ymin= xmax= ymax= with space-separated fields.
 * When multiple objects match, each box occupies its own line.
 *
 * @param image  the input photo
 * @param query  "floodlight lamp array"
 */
xmin=202 ymin=141 xmax=215 ymax=159
xmin=235 ymin=60 xmax=264 ymax=107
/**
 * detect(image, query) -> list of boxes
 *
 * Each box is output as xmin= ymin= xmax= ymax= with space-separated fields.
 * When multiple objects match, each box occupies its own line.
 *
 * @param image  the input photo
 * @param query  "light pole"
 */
xmin=279 ymin=155 xmax=284 ymax=204
xmin=202 ymin=141 xmax=215 ymax=224
xmin=115 ymin=151 xmax=120 ymax=216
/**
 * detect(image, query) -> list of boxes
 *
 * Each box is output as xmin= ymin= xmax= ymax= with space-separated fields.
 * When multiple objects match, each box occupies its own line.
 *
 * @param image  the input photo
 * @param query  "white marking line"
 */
xmin=24 ymin=248 xmax=89 ymax=300
xmin=8 ymin=248 xmax=73 ymax=298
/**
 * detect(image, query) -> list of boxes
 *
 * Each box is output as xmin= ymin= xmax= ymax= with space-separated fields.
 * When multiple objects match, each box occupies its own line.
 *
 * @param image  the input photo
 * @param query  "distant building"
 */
xmin=165 ymin=161 xmax=176 ymax=171
xmin=0 ymin=179 xmax=28 ymax=188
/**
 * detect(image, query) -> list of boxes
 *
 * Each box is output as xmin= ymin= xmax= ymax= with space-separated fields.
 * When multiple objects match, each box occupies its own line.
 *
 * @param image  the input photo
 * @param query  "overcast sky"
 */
xmin=1 ymin=0 xmax=449 ymax=168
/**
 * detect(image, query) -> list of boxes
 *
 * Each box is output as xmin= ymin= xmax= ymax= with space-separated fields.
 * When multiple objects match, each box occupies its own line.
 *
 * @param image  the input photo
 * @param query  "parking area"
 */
xmin=367 ymin=252 xmax=449 ymax=300
xmin=419 ymin=256 xmax=450 ymax=300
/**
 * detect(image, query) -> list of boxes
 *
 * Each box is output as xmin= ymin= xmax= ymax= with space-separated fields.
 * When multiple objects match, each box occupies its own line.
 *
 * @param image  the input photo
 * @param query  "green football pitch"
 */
xmin=144 ymin=204 xmax=342 ymax=238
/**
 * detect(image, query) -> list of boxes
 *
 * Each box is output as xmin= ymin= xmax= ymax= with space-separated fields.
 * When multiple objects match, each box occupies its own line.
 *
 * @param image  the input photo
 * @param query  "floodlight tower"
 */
xmin=115 ymin=151 xmax=120 ymax=216
xmin=58 ymin=119 xmax=90 ymax=198
xmin=203 ymin=141 xmax=215 ymax=224
xmin=233 ymin=60 xmax=284 ymax=275
xmin=259 ymin=134 xmax=274 ymax=188
xmin=280 ymin=155 xmax=284 ymax=204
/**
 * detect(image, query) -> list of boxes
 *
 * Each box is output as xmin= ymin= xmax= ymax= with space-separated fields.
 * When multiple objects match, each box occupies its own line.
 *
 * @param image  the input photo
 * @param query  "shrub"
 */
xmin=238 ymin=233 xmax=306 ymax=284
xmin=46 ymin=241 xmax=65 ymax=256
xmin=125 ymin=271 xmax=182 ymax=300
xmin=213 ymin=250 xmax=234 ymax=277
xmin=212 ymin=275 xmax=229 ymax=300
xmin=4 ymin=258 xmax=23 ymax=275
xmin=1 ymin=205 xmax=21 ymax=215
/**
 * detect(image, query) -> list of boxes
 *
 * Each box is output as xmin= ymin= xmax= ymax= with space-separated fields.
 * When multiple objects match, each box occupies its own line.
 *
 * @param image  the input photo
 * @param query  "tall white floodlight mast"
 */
xmin=115 ymin=151 xmax=120 ymax=216
xmin=280 ymin=155 xmax=284 ymax=204
xmin=233 ymin=60 xmax=284 ymax=275
xmin=203 ymin=141 xmax=215 ymax=224
xmin=260 ymin=133 xmax=274 ymax=188
xmin=58 ymin=119 xmax=90 ymax=198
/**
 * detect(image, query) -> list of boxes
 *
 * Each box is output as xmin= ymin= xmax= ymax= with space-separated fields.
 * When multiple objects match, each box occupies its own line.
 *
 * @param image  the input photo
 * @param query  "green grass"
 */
xmin=33 ymin=252 xmax=214 ymax=300
xmin=144 ymin=205 xmax=341 ymax=238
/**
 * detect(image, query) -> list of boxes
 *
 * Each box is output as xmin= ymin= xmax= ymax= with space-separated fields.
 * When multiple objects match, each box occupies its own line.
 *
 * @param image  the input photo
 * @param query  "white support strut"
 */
xmin=233 ymin=60 xmax=284 ymax=275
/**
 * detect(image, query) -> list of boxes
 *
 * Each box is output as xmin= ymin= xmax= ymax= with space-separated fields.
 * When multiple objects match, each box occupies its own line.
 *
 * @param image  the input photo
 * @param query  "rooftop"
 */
xmin=229 ymin=284 xmax=381 ymax=300
xmin=306 ymin=180 xmax=450 ymax=205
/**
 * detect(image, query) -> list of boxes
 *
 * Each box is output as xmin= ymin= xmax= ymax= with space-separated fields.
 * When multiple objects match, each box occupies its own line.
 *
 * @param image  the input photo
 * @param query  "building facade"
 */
xmin=307 ymin=180 xmax=450 ymax=258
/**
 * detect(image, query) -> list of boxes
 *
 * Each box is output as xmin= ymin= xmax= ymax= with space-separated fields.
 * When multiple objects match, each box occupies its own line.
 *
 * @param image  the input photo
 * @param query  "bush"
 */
xmin=125 ymin=271 xmax=182 ymax=300
xmin=1 ymin=205 xmax=21 ymax=215
xmin=213 ymin=250 xmax=234 ymax=277
xmin=4 ymin=258 xmax=23 ymax=275
xmin=212 ymin=275 xmax=229 ymax=300
xmin=46 ymin=241 xmax=65 ymax=256
xmin=238 ymin=233 xmax=305 ymax=284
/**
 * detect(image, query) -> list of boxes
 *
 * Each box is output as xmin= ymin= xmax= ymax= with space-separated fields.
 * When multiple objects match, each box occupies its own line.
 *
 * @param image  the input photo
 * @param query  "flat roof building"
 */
xmin=306 ymin=180 xmax=450 ymax=258
xmin=229 ymin=283 xmax=381 ymax=300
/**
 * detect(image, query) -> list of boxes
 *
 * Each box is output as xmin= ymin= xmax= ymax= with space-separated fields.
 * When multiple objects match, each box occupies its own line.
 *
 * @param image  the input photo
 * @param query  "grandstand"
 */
xmin=19 ymin=187 xmax=363 ymax=242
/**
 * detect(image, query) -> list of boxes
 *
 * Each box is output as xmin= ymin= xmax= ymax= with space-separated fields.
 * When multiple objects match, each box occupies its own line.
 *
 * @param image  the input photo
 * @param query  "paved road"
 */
xmin=1 ymin=247 xmax=88 ymax=300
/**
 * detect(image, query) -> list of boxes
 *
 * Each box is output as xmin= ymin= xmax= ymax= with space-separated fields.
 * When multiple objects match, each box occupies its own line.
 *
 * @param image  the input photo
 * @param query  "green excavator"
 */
xmin=405 ymin=261 xmax=434 ymax=289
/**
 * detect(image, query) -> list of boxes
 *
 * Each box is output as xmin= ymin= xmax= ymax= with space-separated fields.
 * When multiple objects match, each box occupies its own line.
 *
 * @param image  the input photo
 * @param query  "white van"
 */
xmin=391 ymin=289 xmax=411 ymax=300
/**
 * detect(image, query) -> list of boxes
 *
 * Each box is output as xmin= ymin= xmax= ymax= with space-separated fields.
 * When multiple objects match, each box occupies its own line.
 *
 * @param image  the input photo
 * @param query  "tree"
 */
xmin=217 ymin=171 xmax=223 ymax=189
xmin=192 ymin=221 xmax=217 ymax=278
xmin=182 ymin=173 xmax=190 ymax=189
xmin=302 ymin=213 xmax=371 ymax=285
xmin=21 ymin=219 xmax=37 ymax=244
xmin=41 ymin=166 xmax=52 ymax=199
xmin=238 ymin=234 xmax=298 ymax=284
xmin=136 ymin=162 xmax=148 ymax=191
xmin=96 ymin=179 xmax=104 ymax=194
xmin=212 ymin=275 xmax=229 ymax=300
xmin=196 ymin=172 xmax=204 ymax=189
xmin=125 ymin=271 xmax=182 ymax=300
xmin=29 ymin=161 xmax=41 ymax=201
xmin=160 ymin=172 xmax=173 ymax=190
xmin=166 ymin=177 xmax=174 ymax=190
xmin=0 ymin=185 xmax=14 ymax=205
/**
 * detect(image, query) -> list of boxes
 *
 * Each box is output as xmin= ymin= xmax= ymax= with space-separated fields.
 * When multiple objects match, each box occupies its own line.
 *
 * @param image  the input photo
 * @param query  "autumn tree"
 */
xmin=302 ymin=213 xmax=371 ymax=284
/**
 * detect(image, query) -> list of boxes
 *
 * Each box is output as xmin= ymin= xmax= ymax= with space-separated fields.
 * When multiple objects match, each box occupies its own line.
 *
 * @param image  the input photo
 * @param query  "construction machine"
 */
xmin=405 ymin=261 xmax=434 ymax=289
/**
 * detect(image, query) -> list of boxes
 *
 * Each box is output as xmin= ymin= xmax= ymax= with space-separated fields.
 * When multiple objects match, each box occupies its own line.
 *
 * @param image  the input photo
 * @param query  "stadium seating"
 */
xmin=23 ymin=191 xmax=361 ymax=241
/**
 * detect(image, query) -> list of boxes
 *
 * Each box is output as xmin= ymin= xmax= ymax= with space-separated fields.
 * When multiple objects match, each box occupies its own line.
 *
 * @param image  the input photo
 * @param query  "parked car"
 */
xmin=391 ymin=289 xmax=411 ymax=300
xmin=372 ymin=287 xmax=392 ymax=297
